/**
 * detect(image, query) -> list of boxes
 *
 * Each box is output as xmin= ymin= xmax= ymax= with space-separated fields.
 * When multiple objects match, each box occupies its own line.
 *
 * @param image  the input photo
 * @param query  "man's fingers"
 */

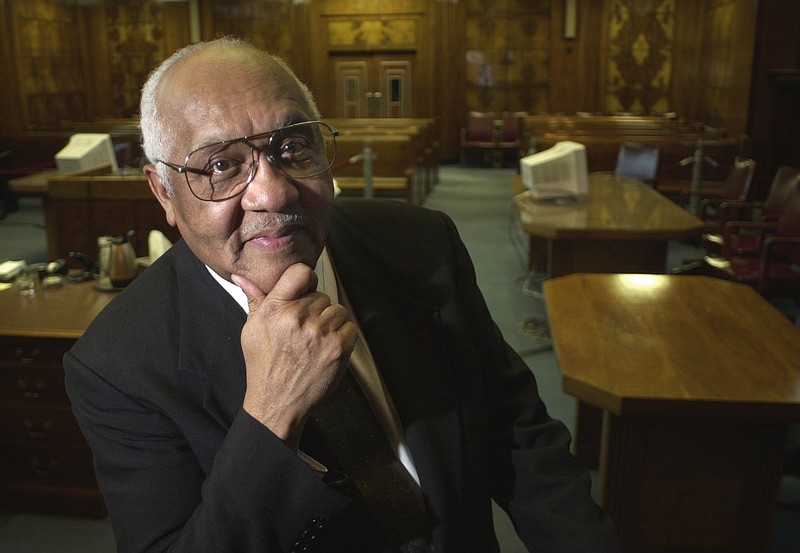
xmin=268 ymin=263 xmax=318 ymax=302
xmin=232 ymin=263 xmax=319 ymax=314
xmin=231 ymin=273 xmax=266 ymax=308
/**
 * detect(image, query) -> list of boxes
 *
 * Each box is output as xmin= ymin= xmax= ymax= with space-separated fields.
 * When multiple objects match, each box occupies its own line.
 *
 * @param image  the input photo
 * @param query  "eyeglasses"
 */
xmin=156 ymin=121 xmax=338 ymax=201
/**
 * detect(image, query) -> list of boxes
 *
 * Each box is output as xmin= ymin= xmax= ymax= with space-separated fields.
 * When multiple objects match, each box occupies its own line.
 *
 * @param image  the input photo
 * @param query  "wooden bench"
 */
xmin=330 ymin=133 xmax=423 ymax=204
xmin=0 ymin=132 xmax=73 ymax=174
xmin=519 ymin=115 xmax=749 ymax=198
xmin=335 ymin=172 xmax=420 ymax=205
xmin=325 ymin=117 xmax=438 ymax=194
xmin=523 ymin=113 xmax=694 ymax=135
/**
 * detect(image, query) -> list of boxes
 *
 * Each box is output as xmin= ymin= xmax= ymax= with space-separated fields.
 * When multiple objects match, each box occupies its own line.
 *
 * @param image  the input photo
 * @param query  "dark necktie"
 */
xmin=301 ymin=365 xmax=434 ymax=551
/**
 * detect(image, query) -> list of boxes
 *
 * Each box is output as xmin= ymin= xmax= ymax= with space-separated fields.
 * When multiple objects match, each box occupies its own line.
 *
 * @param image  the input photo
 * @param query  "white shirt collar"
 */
xmin=205 ymin=248 xmax=333 ymax=314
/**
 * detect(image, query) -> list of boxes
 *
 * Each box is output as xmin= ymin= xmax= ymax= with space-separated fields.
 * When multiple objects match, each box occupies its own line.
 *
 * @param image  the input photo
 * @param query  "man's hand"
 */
xmin=232 ymin=263 xmax=357 ymax=450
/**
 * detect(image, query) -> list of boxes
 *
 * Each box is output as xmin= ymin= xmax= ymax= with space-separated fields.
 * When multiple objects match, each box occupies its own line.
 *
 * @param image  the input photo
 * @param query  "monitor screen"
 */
xmin=55 ymin=133 xmax=119 ymax=174
xmin=519 ymin=141 xmax=589 ymax=200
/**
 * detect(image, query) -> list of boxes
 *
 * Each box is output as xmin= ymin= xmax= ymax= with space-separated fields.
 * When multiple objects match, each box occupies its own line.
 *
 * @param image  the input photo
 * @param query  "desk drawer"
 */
xmin=0 ymin=366 xmax=70 ymax=404
xmin=0 ymin=406 xmax=86 ymax=445
xmin=1 ymin=443 xmax=97 ymax=488
xmin=0 ymin=336 xmax=76 ymax=367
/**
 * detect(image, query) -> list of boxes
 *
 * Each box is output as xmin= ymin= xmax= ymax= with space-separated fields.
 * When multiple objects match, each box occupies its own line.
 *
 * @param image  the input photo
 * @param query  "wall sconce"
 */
xmin=565 ymin=0 xmax=577 ymax=39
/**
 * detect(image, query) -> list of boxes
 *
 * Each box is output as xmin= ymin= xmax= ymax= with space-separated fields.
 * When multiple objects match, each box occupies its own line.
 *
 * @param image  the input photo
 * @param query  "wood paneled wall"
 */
xmin=0 ymin=0 xmax=787 ymax=163
xmin=601 ymin=0 xmax=676 ymax=114
xmin=463 ymin=1 xmax=551 ymax=114
xmin=86 ymin=1 xmax=190 ymax=120
xmin=695 ymin=0 xmax=758 ymax=136
xmin=747 ymin=0 xmax=800 ymax=187
xmin=2 ymin=0 xmax=85 ymax=129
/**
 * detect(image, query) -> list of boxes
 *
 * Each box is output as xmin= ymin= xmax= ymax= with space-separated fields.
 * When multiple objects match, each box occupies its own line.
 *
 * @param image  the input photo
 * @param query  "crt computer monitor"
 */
xmin=55 ymin=133 xmax=119 ymax=174
xmin=519 ymin=140 xmax=589 ymax=200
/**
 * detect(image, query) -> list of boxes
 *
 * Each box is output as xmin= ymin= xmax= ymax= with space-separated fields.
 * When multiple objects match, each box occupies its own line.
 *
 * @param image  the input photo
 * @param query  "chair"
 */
xmin=460 ymin=111 xmax=496 ymax=166
xmin=701 ymin=165 xmax=800 ymax=256
xmin=703 ymin=179 xmax=800 ymax=299
xmin=614 ymin=142 xmax=659 ymax=184
xmin=688 ymin=157 xmax=757 ymax=230
xmin=496 ymin=111 xmax=527 ymax=166
xmin=114 ymin=143 xmax=132 ymax=168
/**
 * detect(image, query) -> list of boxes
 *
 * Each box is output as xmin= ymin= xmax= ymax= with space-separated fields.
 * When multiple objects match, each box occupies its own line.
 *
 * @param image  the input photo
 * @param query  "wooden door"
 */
xmin=333 ymin=54 xmax=414 ymax=118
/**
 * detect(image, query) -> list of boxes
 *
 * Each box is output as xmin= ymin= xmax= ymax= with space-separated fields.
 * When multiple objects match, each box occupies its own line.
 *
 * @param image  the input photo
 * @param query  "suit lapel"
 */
xmin=172 ymin=241 xmax=248 ymax=430
xmin=327 ymin=203 xmax=465 ymax=528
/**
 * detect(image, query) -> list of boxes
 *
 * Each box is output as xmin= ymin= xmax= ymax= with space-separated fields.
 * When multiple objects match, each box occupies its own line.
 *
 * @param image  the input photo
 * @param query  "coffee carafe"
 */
xmin=105 ymin=230 xmax=138 ymax=288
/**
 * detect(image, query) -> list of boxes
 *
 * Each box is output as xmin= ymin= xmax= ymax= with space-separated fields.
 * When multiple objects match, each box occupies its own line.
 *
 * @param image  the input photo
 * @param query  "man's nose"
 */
xmin=240 ymin=150 xmax=299 ymax=211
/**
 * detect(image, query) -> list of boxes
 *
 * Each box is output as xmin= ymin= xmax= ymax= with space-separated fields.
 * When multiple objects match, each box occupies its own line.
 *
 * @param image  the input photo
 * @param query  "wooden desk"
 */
xmin=512 ymin=173 xmax=703 ymax=276
xmin=544 ymin=273 xmax=800 ymax=553
xmin=8 ymin=169 xmax=57 ymax=196
xmin=44 ymin=170 xmax=180 ymax=261
xmin=0 ymin=281 xmax=114 ymax=517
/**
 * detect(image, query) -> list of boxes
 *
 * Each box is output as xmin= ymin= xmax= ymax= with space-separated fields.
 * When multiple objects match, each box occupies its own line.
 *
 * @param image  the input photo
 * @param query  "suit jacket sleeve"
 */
xmin=327 ymin=200 xmax=620 ymax=552
xmin=441 ymin=206 xmax=621 ymax=552
xmin=64 ymin=243 xmax=353 ymax=553
xmin=65 ymin=361 xmax=346 ymax=552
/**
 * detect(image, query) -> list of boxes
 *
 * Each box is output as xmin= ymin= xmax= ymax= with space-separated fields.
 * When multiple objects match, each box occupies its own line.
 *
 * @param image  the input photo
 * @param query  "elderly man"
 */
xmin=65 ymin=37 xmax=620 ymax=553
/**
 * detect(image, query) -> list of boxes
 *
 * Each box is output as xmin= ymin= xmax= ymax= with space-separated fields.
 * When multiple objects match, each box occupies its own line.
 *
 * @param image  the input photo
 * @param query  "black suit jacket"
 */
xmin=65 ymin=199 xmax=619 ymax=553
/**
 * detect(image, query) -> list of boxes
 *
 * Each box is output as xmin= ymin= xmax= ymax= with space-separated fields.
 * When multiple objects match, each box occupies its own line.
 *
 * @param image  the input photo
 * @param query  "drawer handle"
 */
xmin=16 ymin=378 xmax=47 ymax=399
xmin=23 ymin=418 xmax=54 ymax=439
xmin=29 ymin=457 xmax=60 ymax=477
xmin=15 ymin=347 xmax=42 ymax=364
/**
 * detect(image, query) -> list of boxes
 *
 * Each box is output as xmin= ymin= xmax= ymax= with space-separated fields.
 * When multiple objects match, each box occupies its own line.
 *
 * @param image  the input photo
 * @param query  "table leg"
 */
xmin=527 ymin=236 xmax=550 ymax=274
xmin=573 ymin=401 xmax=603 ymax=467
xmin=600 ymin=414 xmax=787 ymax=553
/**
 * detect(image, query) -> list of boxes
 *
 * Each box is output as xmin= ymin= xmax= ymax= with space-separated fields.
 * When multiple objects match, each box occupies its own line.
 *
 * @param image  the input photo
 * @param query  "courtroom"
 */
xmin=0 ymin=2 xmax=798 ymax=553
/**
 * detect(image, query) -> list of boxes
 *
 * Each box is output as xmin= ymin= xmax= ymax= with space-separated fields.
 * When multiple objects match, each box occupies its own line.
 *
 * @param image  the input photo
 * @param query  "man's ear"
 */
xmin=144 ymin=164 xmax=177 ymax=227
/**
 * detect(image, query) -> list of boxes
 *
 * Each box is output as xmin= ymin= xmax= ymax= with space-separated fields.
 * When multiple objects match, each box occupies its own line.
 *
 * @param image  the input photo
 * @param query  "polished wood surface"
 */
xmin=8 ymin=169 xmax=56 ymax=196
xmin=0 ymin=280 xmax=114 ymax=339
xmin=544 ymin=273 xmax=800 ymax=418
xmin=0 ymin=279 xmax=112 ymax=517
xmin=512 ymin=173 xmax=703 ymax=277
xmin=544 ymin=273 xmax=800 ymax=552
xmin=512 ymin=173 xmax=703 ymax=240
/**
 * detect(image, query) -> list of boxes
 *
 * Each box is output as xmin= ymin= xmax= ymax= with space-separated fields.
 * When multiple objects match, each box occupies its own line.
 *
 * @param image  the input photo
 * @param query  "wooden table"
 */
xmin=544 ymin=273 xmax=800 ymax=553
xmin=0 ymin=280 xmax=114 ymax=516
xmin=514 ymin=173 xmax=705 ymax=461
xmin=8 ymin=169 xmax=57 ymax=196
xmin=512 ymin=173 xmax=703 ymax=276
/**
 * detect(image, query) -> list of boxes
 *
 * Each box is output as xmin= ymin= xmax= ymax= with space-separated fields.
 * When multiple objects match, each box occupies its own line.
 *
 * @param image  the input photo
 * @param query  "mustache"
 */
xmin=240 ymin=213 xmax=307 ymax=234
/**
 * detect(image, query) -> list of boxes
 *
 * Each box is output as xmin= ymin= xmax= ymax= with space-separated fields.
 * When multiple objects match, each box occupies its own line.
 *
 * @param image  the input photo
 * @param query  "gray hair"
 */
xmin=139 ymin=37 xmax=320 ymax=195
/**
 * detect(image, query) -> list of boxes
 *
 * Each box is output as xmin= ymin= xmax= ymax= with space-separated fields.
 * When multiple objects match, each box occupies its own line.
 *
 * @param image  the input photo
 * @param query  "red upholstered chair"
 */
xmin=701 ymin=165 xmax=800 ymax=256
xmin=460 ymin=111 xmax=496 ymax=166
xmin=704 ymin=178 xmax=800 ymax=299
xmin=685 ymin=157 xmax=757 ymax=229
xmin=496 ymin=111 xmax=527 ymax=167
xmin=501 ymin=112 xmax=524 ymax=142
